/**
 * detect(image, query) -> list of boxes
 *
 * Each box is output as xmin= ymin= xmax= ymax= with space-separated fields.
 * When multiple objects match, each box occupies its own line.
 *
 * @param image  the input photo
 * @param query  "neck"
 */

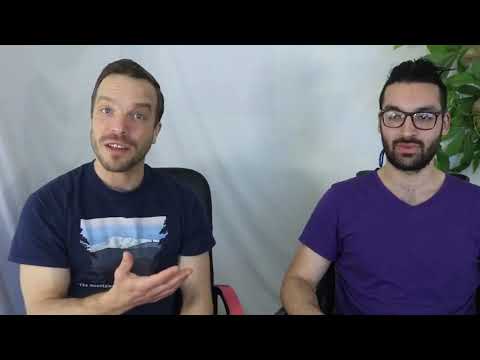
xmin=93 ymin=160 xmax=145 ymax=192
xmin=378 ymin=160 xmax=444 ymax=193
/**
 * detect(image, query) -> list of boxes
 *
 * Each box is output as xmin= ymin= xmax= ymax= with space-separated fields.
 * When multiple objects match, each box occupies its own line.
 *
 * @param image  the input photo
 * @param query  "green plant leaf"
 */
xmin=426 ymin=45 xmax=445 ymax=54
xmin=451 ymin=131 xmax=474 ymax=172
xmin=472 ymin=156 xmax=480 ymax=173
xmin=444 ymin=45 xmax=463 ymax=52
xmin=436 ymin=146 xmax=450 ymax=171
xmin=447 ymin=90 xmax=459 ymax=112
xmin=471 ymin=60 xmax=480 ymax=79
xmin=432 ymin=53 xmax=457 ymax=68
xmin=427 ymin=45 xmax=456 ymax=55
xmin=452 ymin=113 xmax=468 ymax=127
xmin=458 ymin=59 xmax=467 ymax=73
xmin=442 ymin=125 xmax=463 ymax=141
xmin=457 ymin=84 xmax=480 ymax=97
xmin=456 ymin=97 xmax=476 ymax=115
xmin=464 ymin=112 xmax=474 ymax=127
xmin=472 ymin=129 xmax=480 ymax=141
xmin=445 ymin=128 xmax=465 ymax=156
xmin=456 ymin=47 xmax=471 ymax=73
xmin=464 ymin=131 xmax=474 ymax=160
xmin=451 ymin=161 xmax=471 ymax=173
xmin=446 ymin=72 xmax=476 ymax=88
xmin=425 ymin=45 xmax=458 ymax=68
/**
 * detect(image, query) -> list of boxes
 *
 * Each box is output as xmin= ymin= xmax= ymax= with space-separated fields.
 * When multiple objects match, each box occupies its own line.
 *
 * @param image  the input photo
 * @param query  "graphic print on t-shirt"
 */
xmin=79 ymin=216 xmax=168 ymax=284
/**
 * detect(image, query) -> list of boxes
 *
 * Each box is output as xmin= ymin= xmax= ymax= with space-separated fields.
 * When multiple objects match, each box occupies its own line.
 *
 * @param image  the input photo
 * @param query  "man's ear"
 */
xmin=441 ymin=112 xmax=451 ymax=137
xmin=152 ymin=122 xmax=162 ymax=144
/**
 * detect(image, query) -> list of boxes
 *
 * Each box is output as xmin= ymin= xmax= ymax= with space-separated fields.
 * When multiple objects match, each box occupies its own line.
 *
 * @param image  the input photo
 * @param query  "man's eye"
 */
xmin=387 ymin=112 xmax=402 ymax=120
xmin=133 ymin=112 xmax=145 ymax=120
xmin=416 ymin=113 xmax=434 ymax=121
xmin=100 ymin=107 xmax=112 ymax=114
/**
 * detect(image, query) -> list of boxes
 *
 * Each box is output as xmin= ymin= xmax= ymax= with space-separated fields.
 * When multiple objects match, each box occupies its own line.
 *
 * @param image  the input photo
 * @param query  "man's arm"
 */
xmin=20 ymin=264 xmax=117 ymax=315
xmin=20 ymin=252 xmax=192 ymax=315
xmin=178 ymin=252 xmax=213 ymax=315
xmin=280 ymin=244 xmax=331 ymax=315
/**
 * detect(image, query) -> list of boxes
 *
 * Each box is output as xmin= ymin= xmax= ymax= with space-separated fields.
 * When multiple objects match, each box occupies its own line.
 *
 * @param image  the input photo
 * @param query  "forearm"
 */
xmin=281 ymin=276 xmax=323 ymax=315
xmin=25 ymin=291 xmax=131 ymax=315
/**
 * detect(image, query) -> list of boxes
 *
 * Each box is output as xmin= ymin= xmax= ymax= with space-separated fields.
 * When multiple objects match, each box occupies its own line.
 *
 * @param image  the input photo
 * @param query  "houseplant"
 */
xmin=395 ymin=45 xmax=480 ymax=173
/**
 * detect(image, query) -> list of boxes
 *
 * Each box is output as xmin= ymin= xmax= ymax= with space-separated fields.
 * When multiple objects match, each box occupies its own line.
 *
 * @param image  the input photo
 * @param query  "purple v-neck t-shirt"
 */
xmin=300 ymin=171 xmax=480 ymax=314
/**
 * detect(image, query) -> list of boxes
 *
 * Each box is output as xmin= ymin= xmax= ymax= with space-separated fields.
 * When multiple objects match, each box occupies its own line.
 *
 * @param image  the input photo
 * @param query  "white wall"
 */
xmin=1 ymin=45 xmax=451 ymax=315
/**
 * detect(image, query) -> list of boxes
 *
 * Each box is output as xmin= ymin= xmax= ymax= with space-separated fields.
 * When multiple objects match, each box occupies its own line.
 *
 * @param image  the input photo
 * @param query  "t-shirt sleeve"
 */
xmin=471 ymin=194 xmax=480 ymax=283
xmin=299 ymin=185 xmax=341 ymax=262
xmin=8 ymin=191 xmax=69 ymax=268
xmin=179 ymin=188 xmax=216 ymax=256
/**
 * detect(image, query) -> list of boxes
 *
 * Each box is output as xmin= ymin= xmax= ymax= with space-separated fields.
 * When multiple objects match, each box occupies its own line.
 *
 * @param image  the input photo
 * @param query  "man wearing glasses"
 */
xmin=281 ymin=59 xmax=480 ymax=314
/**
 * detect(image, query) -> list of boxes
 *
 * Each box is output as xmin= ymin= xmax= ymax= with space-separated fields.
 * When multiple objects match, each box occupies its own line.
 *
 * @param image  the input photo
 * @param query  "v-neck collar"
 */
xmin=373 ymin=170 xmax=450 ymax=209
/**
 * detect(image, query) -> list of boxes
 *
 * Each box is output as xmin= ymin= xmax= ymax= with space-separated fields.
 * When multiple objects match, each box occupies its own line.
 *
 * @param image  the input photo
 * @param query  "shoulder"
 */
xmin=308 ymin=173 xmax=375 ymax=214
xmin=329 ymin=171 xmax=376 ymax=196
xmin=446 ymin=174 xmax=480 ymax=198
xmin=311 ymin=171 xmax=378 ymax=213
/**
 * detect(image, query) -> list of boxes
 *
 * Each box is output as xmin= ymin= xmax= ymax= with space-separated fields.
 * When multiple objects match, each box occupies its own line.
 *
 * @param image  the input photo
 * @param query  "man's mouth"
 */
xmin=105 ymin=142 xmax=130 ymax=152
xmin=397 ymin=142 xmax=418 ymax=149
xmin=395 ymin=142 xmax=420 ymax=155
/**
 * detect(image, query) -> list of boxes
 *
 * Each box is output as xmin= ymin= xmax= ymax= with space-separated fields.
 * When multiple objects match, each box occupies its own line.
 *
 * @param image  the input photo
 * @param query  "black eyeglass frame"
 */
xmin=379 ymin=110 xmax=445 ymax=130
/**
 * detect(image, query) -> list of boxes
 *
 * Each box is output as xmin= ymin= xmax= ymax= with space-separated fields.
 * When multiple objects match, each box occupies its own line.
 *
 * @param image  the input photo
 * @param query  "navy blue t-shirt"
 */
xmin=9 ymin=161 xmax=215 ymax=314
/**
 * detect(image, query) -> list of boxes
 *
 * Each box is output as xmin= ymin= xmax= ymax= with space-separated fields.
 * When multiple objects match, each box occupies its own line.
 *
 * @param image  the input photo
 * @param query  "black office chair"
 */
xmin=277 ymin=169 xmax=479 ymax=315
xmin=154 ymin=168 xmax=243 ymax=315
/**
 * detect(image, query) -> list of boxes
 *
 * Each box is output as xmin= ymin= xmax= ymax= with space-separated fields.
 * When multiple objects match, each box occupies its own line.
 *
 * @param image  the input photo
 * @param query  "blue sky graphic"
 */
xmin=80 ymin=216 xmax=168 ymax=252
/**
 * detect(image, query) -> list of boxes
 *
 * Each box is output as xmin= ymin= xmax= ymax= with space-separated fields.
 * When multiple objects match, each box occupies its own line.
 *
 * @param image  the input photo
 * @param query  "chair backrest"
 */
xmin=152 ymin=168 xmax=217 ymax=313
xmin=316 ymin=169 xmax=476 ymax=314
xmin=356 ymin=169 xmax=471 ymax=182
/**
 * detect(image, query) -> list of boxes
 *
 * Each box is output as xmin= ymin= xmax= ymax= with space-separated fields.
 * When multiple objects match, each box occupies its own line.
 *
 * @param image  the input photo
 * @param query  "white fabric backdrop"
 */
xmin=3 ymin=45 xmax=465 ymax=315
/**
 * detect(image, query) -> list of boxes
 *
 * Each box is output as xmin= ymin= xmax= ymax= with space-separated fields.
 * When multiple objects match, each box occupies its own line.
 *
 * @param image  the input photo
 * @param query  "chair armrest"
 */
xmin=214 ymin=284 xmax=244 ymax=315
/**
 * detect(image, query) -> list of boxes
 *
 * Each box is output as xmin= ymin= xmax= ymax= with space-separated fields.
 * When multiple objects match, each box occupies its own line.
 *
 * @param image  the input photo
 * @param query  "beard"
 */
xmin=90 ymin=130 xmax=153 ymax=173
xmin=381 ymin=129 xmax=442 ymax=172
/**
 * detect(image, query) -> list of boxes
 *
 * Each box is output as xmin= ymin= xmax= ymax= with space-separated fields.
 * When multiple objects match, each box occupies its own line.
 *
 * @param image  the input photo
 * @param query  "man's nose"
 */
xmin=400 ymin=115 xmax=417 ymax=137
xmin=110 ymin=112 xmax=129 ymax=135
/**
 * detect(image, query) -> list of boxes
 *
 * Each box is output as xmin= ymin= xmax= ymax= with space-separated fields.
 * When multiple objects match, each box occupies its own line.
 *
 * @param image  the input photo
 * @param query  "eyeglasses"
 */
xmin=379 ymin=109 xmax=443 ymax=130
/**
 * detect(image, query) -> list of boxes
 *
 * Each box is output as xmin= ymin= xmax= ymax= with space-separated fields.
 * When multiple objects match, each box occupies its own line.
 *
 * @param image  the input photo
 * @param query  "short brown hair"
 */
xmin=91 ymin=59 xmax=165 ymax=125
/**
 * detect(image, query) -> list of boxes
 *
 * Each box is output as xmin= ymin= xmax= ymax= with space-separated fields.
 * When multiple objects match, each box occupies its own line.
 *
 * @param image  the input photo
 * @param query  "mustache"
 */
xmin=99 ymin=134 xmax=135 ymax=146
xmin=393 ymin=138 xmax=424 ymax=147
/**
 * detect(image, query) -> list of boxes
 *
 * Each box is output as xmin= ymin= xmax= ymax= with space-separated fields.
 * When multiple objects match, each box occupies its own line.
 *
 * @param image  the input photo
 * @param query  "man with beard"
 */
xmin=281 ymin=59 xmax=480 ymax=314
xmin=9 ymin=59 xmax=215 ymax=314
